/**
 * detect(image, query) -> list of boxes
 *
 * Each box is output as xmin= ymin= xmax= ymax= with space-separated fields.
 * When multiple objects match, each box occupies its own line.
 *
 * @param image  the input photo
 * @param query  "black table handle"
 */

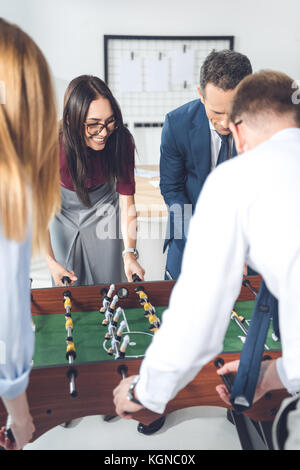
xmin=5 ymin=415 xmax=15 ymax=445
xmin=214 ymin=357 xmax=235 ymax=392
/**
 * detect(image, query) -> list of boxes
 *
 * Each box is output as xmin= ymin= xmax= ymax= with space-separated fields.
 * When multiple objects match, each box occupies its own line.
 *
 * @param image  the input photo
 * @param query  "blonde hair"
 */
xmin=0 ymin=18 xmax=60 ymax=254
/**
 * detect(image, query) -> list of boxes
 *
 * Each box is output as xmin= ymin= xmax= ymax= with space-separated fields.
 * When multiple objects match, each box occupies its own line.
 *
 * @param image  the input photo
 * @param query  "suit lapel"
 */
xmin=189 ymin=103 xmax=211 ymax=182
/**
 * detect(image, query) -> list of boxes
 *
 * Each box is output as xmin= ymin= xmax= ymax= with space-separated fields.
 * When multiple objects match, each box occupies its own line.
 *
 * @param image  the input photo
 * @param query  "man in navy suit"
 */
xmin=160 ymin=50 xmax=252 ymax=280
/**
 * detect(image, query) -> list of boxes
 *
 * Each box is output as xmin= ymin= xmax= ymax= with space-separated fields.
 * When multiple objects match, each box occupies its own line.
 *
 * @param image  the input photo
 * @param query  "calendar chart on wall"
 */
xmin=104 ymin=35 xmax=234 ymax=164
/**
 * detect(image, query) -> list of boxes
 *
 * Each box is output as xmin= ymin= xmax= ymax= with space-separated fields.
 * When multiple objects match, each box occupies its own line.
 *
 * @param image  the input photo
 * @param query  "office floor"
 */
xmin=25 ymin=256 xmax=241 ymax=451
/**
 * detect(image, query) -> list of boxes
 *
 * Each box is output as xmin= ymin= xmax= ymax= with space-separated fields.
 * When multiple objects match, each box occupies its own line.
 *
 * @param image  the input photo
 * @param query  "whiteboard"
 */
xmin=104 ymin=35 xmax=234 ymax=129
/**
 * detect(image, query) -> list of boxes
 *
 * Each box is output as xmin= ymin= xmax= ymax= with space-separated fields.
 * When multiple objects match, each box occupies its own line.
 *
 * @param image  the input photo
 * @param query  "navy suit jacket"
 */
xmin=160 ymin=99 xmax=236 ymax=279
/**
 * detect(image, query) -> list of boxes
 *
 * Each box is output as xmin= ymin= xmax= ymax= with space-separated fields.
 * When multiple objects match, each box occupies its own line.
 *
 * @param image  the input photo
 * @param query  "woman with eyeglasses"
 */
xmin=45 ymin=75 xmax=145 ymax=286
xmin=0 ymin=18 xmax=60 ymax=449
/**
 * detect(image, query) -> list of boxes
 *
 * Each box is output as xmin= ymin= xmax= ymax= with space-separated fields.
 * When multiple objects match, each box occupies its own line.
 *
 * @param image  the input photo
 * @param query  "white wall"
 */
xmin=1 ymin=0 xmax=300 ymax=164
xmin=1 ymin=0 xmax=300 ymax=114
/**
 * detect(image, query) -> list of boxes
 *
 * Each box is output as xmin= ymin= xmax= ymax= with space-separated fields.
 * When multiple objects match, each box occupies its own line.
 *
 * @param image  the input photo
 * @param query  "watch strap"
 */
xmin=127 ymin=375 xmax=142 ymax=405
xmin=122 ymin=248 xmax=139 ymax=259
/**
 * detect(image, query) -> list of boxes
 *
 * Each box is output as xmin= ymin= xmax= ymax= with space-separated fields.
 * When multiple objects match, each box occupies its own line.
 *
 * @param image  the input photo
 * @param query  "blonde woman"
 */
xmin=0 ymin=19 xmax=60 ymax=449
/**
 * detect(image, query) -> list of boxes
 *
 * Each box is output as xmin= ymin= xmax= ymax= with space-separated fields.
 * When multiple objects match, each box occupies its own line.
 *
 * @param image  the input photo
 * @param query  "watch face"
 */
xmin=129 ymin=375 xmax=140 ymax=390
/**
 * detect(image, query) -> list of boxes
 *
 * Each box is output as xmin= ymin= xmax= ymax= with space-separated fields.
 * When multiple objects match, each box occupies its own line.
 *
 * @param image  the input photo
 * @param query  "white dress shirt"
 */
xmin=0 ymin=222 xmax=34 ymax=400
xmin=136 ymin=128 xmax=300 ymax=414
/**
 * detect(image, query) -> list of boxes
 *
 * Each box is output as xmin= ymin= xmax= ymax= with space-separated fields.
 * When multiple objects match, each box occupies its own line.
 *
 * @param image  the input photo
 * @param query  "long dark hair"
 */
xmin=62 ymin=75 xmax=134 ymax=206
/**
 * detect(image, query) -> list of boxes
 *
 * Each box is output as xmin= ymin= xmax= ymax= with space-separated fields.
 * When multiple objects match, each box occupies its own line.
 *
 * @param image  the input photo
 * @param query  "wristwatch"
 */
xmin=127 ymin=375 xmax=142 ymax=405
xmin=122 ymin=248 xmax=139 ymax=260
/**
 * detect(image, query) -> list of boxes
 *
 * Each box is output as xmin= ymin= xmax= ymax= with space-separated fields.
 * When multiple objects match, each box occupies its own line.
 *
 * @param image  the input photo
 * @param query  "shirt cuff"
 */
xmin=276 ymin=358 xmax=300 ymax=395
xmin=135 ymin=361 xmax=183 ymax=415
xmin=0 ymin=365 xmax=32 ymax=400
xmin=135 ymin=379 xmax=167 ymax=415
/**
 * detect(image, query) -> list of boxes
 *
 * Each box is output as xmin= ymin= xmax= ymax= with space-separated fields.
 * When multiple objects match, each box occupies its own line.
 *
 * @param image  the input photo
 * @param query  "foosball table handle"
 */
xmin=117 ymin=364 xmax=128 ymax=379
xmin=242 ymin=279 xmax=258 ymax=297
xmin=5 ymin=415 xmax=15 ymax=446
xmin=214 ymin=357 xmax=235 ymax=392
xmin=132 ymin=274 xmax=142 ymax=282
xmin=61 ymin=276 xmax=71 ymax=287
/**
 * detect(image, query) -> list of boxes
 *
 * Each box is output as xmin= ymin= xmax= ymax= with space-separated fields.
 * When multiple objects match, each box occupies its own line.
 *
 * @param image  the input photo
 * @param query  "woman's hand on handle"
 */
xmin=1 ymin=393 xmax=35 ymax=450
xmin=123 ymin=253 xmax=145 ymax=282
xmin=47 ymin=259 xmax=77 ymax=287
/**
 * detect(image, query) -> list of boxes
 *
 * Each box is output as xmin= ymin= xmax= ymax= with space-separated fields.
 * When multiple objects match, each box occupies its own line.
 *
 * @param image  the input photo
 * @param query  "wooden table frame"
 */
xmin=0 ymin=276 xmax=288 ymax=445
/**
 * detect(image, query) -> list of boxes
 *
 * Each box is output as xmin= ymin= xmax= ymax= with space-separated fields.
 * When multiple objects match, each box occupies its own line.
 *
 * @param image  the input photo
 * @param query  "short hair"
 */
xmin=230 ymin=70 xmax=300 ymax=126
xmin=200 ymin=49 xmax=252 ymax=94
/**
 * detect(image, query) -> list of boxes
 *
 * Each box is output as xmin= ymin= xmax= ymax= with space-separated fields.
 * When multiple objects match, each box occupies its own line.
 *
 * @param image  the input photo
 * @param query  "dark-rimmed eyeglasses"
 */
xmin=84 ymin=117 xmax=117 ymax=136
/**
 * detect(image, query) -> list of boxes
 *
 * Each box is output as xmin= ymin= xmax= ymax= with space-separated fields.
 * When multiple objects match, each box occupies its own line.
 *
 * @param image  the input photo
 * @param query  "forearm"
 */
xmin=1 ymin=392 xmax=35 ymax=450
xmin=160 ymin=162 xmax=192 ymax=243
xmin=43 ymin=230 xmax=77 ymax=285
xmin=254 ymin=359 xmax=285 ymax=400
xmin=44 ymin=230 xmax=56 ymax=267
xmin=119 ymin=194 xmax=145 ymax=281
xmin=160 ymin=113 xmax=190 ymax=203
xmin=274 ymin=358 xmax=300 ymax=394
xmin=120 ymin=195 xmax=137 ymax=250
xmin=2 ymin=392 xmax=31 ymax=426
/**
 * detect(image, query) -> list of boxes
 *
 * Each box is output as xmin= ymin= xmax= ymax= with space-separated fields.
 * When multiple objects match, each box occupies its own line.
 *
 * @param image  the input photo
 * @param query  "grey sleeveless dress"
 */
xmin=50 ymin=183 xmax=126 ymax=286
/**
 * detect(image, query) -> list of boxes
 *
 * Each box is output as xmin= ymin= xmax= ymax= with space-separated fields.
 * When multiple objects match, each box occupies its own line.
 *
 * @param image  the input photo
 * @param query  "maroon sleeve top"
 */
xmin=59 ymin=136 xmax=135 ymax=195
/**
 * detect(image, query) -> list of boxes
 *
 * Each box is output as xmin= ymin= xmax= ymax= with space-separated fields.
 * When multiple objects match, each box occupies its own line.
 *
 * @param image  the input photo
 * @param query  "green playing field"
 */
xmin=32 ymin=300 xmax=280 ymax=368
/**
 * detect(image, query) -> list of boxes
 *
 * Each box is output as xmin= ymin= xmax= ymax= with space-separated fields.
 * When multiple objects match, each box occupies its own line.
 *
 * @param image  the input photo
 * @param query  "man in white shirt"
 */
xmin=113 ymin=70 xmax=300 ymax=449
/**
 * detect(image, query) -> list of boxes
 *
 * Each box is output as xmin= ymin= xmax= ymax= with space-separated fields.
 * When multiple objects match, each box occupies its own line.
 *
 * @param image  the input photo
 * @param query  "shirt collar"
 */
xmin=269 ymin=127 xmax=300 ymax=142
xmin=209 ymin=121 xmax=217 ymax=132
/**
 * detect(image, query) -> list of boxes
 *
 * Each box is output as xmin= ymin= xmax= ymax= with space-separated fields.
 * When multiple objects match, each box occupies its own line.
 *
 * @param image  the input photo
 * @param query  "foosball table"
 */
xmin=0 ymin=276 xmax=289 ymax=449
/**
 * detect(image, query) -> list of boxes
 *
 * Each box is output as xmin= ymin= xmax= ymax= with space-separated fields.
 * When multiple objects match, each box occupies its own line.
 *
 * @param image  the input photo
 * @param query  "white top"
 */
xmin=0 ymin=222 xmax=34 ymax=400
xmin=136 ymin=128 xmax=300 ymax=414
